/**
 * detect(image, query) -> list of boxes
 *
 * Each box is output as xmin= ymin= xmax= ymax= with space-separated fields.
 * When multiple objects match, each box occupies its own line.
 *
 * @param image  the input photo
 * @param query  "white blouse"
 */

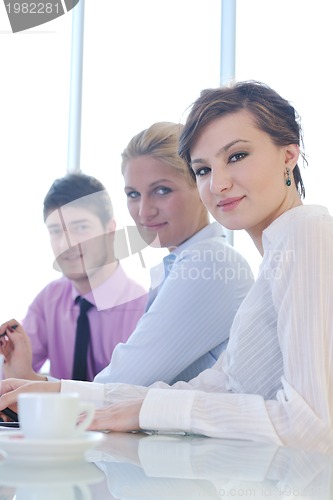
xmin=62 ymin=205 xmax=333 ymax=453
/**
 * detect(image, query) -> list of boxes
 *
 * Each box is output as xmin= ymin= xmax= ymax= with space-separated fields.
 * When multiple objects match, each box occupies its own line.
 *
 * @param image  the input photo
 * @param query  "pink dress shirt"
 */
xmin=22 ymin=263 xmax=147 ymax=380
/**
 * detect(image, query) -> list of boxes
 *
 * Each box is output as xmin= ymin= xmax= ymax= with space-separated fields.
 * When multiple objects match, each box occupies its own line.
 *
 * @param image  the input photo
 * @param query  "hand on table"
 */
xmin=0 ymin=378 xmax=61 ymax=413
xmin=89 ymin=399 xmax=144 ymax=433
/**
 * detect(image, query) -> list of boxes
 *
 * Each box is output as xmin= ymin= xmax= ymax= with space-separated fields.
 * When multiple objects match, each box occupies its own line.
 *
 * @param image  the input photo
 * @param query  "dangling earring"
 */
xmin=285 ymin=168 xmax=291 ymax=187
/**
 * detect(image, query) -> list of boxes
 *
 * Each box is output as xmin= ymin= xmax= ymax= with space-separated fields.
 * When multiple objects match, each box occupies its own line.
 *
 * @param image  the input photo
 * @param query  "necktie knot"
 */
xmin=76 ymin=296 xmax=94 ymax=314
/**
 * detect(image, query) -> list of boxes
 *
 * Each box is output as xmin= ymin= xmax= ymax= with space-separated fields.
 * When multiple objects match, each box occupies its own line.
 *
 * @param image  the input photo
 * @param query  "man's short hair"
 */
xmin=43 ymin=173 xmax=113 ymax=225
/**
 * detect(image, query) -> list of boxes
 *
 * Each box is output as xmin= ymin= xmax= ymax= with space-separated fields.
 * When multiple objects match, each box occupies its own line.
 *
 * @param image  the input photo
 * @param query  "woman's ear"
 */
xmin=285 ymin=143 xmax=300 ymax=171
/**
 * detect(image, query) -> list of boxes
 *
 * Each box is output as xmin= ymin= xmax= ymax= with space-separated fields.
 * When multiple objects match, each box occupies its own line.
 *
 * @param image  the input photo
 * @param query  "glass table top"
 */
xmin=0 ymin=430 xmax=332 ymax=499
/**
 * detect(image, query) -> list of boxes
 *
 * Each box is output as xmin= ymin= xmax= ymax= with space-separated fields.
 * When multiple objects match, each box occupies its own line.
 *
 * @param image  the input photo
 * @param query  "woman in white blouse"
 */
xmin=1 ymin=81 xmax=333 ymax=453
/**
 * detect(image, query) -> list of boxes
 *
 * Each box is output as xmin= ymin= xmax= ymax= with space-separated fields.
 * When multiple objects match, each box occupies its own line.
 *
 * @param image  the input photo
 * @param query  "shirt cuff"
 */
xmin=61 ymin=379 xmax=105 ymax=408
xmin=140 ymin=388 xmax=196 ymax=433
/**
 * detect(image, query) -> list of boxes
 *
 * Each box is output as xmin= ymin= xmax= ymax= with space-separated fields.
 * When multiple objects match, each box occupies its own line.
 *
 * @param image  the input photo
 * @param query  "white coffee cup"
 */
xmin=18 ymin=393 xmax=95 ymax=440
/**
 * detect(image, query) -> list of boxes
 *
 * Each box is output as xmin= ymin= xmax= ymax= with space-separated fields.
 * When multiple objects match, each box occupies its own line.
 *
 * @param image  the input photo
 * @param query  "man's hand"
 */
xmin=0 ymin=378 xmax=61 ymax=412
xmin=0 ymin=319 xmax=45 ymax=381
xmin=89 ymin=399 xmax=143 ymax=433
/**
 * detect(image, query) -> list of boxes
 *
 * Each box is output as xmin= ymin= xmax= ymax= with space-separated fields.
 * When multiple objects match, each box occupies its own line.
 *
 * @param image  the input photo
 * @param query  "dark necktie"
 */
xmin=72 ymin=297 xmax=94 ymax=381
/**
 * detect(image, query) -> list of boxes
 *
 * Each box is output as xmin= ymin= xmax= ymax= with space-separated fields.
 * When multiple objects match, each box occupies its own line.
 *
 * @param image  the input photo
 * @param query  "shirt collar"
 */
xmin=172 ymin=222 xmax=225 ymax=258
xmin=262 ymin=205 xmax=329 ymax=252
xmin=71 ymin=263 xmax=137 ymax=311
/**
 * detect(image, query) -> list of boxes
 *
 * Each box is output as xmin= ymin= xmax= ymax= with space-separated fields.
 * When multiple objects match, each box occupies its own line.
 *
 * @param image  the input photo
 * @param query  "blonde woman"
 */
xmin=94 ymin=122 xmax=253 ymax=385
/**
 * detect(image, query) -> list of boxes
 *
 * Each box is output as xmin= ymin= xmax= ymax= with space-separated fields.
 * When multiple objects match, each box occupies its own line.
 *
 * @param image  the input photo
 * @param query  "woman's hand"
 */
xmin=89 ymin=399 xmax=144 ymax=433
xmin=0 ymin=378 xmax=61 ymax=413
xmin=0 ymin=319 xmax=44 ymax=381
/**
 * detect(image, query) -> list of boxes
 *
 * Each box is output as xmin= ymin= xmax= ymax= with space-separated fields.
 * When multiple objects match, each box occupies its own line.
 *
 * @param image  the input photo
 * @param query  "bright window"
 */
xmin=1 ymin=0 xmax=332 ymax=318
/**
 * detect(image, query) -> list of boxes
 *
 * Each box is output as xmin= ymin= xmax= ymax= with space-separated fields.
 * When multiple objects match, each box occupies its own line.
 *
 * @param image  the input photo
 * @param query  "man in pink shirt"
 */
xmin=19 ymin=173 xmax=147 ymax=380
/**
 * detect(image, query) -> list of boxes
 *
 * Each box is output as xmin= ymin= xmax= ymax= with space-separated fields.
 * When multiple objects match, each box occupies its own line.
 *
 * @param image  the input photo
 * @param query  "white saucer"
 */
xmin=0 ymin=430 xmax=105 ymax=463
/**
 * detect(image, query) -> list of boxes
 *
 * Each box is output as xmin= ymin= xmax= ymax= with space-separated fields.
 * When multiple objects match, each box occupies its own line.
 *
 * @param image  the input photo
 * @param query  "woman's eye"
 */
xmin=193 ymin=166 xmax=211 ymax=177
xmin=126 ymin=191 xmax=140 ymax=199
xmin=155 ymin=186 xmax=171 ymax=195
xmin=229 ymin=152 xmax=247 ymax=163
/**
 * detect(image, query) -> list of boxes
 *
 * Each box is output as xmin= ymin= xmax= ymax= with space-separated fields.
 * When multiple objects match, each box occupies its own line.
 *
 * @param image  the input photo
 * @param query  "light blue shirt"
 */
xmin=94 ymin=222 xmax=254 ymax=385
xmin=144 ymin=253 xmax=177 ymax=311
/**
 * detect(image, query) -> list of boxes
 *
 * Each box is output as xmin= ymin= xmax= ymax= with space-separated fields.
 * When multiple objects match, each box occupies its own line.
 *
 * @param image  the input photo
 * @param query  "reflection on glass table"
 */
xmin=0 ymin=431 xmax=332 ymax=499
xmin=88 ymin=432 xmax=333 ymax=499
xmin=0 ymin=460 xmax=105 ymax=500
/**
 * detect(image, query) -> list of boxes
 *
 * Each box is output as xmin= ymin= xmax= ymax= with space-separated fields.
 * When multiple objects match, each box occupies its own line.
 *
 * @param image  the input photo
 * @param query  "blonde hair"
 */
xmin=121 ymin=122 xmax=196 ymax=186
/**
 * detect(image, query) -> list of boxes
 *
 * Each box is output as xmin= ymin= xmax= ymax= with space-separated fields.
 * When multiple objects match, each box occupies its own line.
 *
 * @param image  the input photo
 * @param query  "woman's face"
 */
xmin=190 ymin=110 xmax=301 ymax=244
xmin=123 ymin=155 xmax=208 ymax=248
